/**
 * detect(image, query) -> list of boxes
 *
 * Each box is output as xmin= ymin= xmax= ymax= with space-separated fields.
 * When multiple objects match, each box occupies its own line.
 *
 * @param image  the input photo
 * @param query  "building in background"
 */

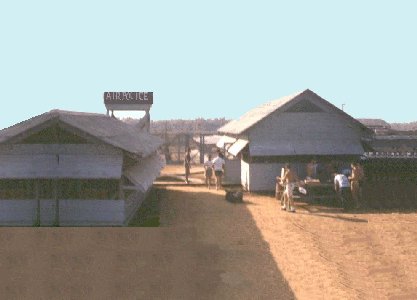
xmin=218 ymin=89 xmax=372 ymax=191
xmin=0 ymin=110 xmax=164 ymax=226
xmin=357 ymin=119 xmax=392 ymax=135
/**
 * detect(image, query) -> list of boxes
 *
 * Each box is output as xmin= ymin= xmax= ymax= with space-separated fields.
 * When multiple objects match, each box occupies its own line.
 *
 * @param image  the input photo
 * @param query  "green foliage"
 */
xmin=128 ymin=189 xmax=160 ymax=227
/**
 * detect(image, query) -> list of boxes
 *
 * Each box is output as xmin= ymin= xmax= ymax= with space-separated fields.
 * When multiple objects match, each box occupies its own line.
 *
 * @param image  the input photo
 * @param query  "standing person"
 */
xmin=204 ymin=154 xmax=213 ymax=189
xmin=281 ymin=163 xmax=299 ymax=213
xmin=184 ymin=147 xmax=191 ymax=184
xmin=356 ymin=162 xmax=365 ymax=202
xmin=349 ymin=163 xmax=361 ymax=208
xmin=212 ymin=150 xmax=225 ymax=190
xmin=334 ymin=171 xmax=351 ymax=209
xmin=306 ymin=159 xmax=318 ymax=179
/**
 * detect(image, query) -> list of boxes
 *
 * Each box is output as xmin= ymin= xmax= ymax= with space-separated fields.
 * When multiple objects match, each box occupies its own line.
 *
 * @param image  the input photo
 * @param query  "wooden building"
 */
xmin=0 ymin=110 xmax=164 ymax=226
xmin=218 ymin=89 xmax=372 ymax=191
xmin=357 ymin=118 xmax=392 ymax=135
xmin=366 ymin=135 xmax=417 ymax=153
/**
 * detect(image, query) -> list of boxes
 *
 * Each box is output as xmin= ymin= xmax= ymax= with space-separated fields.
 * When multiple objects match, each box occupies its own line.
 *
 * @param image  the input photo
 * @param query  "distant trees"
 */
xmin=390 ymin=122 xmax=417 ymax=132
xmin=149 ymin=118 xmax=230 ymax=134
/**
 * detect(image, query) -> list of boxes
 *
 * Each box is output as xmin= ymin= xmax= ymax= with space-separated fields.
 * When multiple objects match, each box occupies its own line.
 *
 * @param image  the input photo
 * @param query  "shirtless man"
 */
xmin=281 ymin=163 xmax=299 ymax=213
xmin=349 ymin=163 xmax=362 ymax=208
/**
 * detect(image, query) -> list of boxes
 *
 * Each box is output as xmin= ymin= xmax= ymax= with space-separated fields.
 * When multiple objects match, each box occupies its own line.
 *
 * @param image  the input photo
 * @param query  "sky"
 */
xmin=1 ymin=1 xmax=416 ymax=129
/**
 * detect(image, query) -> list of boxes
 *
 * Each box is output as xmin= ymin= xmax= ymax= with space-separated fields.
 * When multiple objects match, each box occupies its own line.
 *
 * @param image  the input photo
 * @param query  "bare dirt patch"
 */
xmin=1 ymin=169 xmax=416 ymax=299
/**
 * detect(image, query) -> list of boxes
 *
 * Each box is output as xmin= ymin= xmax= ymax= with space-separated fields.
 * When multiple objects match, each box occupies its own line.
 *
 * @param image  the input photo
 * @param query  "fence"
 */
xmin=361 ymin=153 xmax=417 ymax=209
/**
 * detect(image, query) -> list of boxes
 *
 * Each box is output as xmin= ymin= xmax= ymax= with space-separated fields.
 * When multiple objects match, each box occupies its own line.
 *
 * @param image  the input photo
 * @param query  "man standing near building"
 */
xmin=204 ymin=154 xmax=214 ymax=189
xmin=184 ymin=147 xmax=191 ymax=184
xmin=212 ymin=150 xmax=225 ymax=190
xmin=334 ymin=171 xmax=351 ymax=209
xmin=281 ymin=163 xmax=298 ymax=213
xmin=349 ymin=163 xmax=362 ymax=208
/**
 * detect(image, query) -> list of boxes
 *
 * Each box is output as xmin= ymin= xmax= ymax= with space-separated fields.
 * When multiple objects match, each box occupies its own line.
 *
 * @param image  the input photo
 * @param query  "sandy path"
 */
xmin=0 ymin=183 xmax=416 ymax=299
xmin=0 ymin=186 xmax=294 ymax=300
xmin=243 ymin=193 xmax=417 ymax=299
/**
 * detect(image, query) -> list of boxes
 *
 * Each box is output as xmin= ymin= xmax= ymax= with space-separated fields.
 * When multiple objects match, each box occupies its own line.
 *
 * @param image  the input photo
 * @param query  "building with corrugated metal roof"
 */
xmin=218 ymin=89 xmax=372 ymax=191
xmin=0 ymin=110 xmax=164 ymax=226
xmin=357 ymin=118 xmax=392 ymax=135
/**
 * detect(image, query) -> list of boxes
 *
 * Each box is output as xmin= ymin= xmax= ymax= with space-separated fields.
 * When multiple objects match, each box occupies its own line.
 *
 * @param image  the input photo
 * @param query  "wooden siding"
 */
xmin=59 ymin=199 xmax=124 ymax=226
xmin=0 ymin=200 xmax=37 ymax=226
xmin=248 ymin=112 xmax=364 ymax=156
xmin=0 ymin=144 xmax=123 ymax=179
xmin=224 ymin=159 xmax=241 ymax=185
xmin=245 ymin=162 xmax=286 ymax=191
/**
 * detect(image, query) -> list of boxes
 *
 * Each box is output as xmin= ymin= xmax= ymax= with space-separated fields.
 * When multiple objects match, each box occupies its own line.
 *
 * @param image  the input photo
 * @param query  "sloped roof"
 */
xmin=0 ymin=110 xmax=163 ymax=157
xmin=124 ymin=152 xmax=165 ymax=192
xmin=228 ymin=139 xmax=249 ymax=156
xmin=357 ymin=118 xmax=391 ymax=128
xmin=218 ymin=89 xmax=370 ymax=135
xmin=249 ymin=138 xmax=364 ymax=156
xmin=192 ymin=135 xmax=223 ymax=145
xmin=218 ymin=90 xmax=304 ymax=135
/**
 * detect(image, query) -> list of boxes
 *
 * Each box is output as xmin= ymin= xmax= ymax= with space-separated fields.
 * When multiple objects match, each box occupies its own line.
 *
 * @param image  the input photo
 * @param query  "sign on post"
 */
xmin=104 ymin=92 xmax=153 ymax=111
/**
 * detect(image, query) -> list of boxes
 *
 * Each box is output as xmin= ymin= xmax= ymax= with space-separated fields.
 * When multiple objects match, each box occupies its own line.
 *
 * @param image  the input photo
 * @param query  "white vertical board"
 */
xmin=0 ymin=200 xmax=37 ymax=226
xmin=59 ymin=199 xmax=124 ymax=226
xmin=40 ymin=200 xmax=56 ymax=226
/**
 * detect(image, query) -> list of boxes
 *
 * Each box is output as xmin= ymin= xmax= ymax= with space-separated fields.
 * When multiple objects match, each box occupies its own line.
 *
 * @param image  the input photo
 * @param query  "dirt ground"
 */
xmin=1 ymin=165 xmax=417 ymax=299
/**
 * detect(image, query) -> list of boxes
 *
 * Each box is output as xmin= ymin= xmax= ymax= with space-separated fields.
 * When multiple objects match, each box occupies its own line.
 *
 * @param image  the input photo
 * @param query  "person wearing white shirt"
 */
xmin=204 ymin=155 xmax=214 ymax=189
xmin=334 ymin=172 xmax=351 ymax=209
xmin=212 ymin=151 xmax=225 ymax=190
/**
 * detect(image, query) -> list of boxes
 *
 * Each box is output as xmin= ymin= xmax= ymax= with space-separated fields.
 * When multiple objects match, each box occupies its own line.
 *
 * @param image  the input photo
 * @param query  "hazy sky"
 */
xmin=1 ymin=1 xmax=416 ymax=129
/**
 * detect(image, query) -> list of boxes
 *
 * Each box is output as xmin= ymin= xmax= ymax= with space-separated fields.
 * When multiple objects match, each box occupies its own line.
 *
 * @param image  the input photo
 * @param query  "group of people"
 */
xmin=279 ymin=161 xmax=365 ymax=213
xmin=184 ymin=148 xmax=225 ymax=190
xmin=334 ymin=162 xmax=365 ymax=209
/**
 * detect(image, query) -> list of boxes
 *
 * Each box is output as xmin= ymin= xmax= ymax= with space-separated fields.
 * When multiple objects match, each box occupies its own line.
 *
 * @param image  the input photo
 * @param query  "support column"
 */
xmin=119 ymin=178 xmax=125 ymax=200
xmin=177 ymin=135 xmax=181 ymax=163
xmin=35 ymin=180 xmax=40 ymax=227
xmin=145 ymin=109 xmax=150 ymax=133
xmin=199 ymin=134 xmax=205 ymax=163
xmin=53 ymin=180 xmax=59 ymax=227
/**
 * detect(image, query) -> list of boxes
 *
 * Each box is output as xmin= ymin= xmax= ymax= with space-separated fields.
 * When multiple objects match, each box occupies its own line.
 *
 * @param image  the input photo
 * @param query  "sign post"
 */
xmin=104 ymin=92 xmax=153 ymax=132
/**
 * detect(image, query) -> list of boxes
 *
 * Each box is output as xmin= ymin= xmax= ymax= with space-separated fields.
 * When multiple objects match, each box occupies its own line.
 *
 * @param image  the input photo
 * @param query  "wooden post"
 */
xmin=118 ymin=178 xmax=125 ymax=200
xmin=200 ymin=134 xmax=205 ymax=163
xmin=35 ymin=180 xmax=40 ymax=227
xmin=145 ymin=109 xmax=150 ymax=133
xmin=177 ymin=135 xmax=181 ymax=163
xmin=53 ymin=179 xmax=59 ymax=226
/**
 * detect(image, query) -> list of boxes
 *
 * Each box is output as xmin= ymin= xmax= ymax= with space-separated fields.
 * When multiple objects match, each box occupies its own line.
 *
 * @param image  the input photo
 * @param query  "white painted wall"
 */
xmin=0 ymin=199 xmax=125 ymax=226
xmin=248 ymin=112 xmax=364 ymax=156
xmin=40 ymin=200 xmax=56 ymax=226
xmin=246 ymin=162 xmax=285 ymax=191
xmin=59 ymin=200 xmax=125 ymax=226
xmin=241 ymin=160 xmax=250 ymax=191
xmin=224 ymin=159 xmax=241 ymax=185
xmin=0 ymin=200 xmax=37 ymax=226
xmin=0 ymin=144 xmax=123 ymax=179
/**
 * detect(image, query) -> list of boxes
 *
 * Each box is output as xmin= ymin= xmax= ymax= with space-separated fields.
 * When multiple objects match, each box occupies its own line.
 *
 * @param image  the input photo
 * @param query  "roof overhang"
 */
xmin=228 ymin=139 xmax=249 ymax=156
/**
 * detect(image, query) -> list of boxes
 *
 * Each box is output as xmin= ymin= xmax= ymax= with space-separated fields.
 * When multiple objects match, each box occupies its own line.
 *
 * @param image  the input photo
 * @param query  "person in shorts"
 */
xmin=212 ymin=150 xmax=225 ymax=190
xmin=334 ymin=171 xmax=351 ymax=209
xmin=281 ymin=163 xmax=299 ymax=212
xmin=349 ymin=162 xmax=363 ymax=208
xmin=204 ymin=154 xmax=214 ymax=189
xmin=184 ymin=147 xmax=191 ymax=184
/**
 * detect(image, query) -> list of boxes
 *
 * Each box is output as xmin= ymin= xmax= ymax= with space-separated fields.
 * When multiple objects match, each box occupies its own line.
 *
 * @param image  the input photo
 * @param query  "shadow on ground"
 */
xmin=0 ymin=185 xmax=295 ymax=299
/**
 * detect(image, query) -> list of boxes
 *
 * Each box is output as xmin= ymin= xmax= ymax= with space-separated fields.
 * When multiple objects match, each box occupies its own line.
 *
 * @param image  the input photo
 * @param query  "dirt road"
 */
xmin=1 ymin=183 xmax=416 ymax=299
